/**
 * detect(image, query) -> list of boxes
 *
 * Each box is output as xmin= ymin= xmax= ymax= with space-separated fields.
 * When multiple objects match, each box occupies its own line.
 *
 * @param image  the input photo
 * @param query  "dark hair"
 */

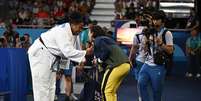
xmin=24 ymin=33 xmax=30 ymax=37
xmin=88 ymin=20 xmax=98 ymax=25
xmin=152 ymin=10 xmax=166 ymax=23
xmin=91 ymin=25 xmax=105 ymax=38
xmin=14 ymin=33 xmax=19 ymax=39
xmin=68 ymin=12 xmax=83 ymax=24
xmin=192 ymin=26 xmax=200 ymax=32
xmin=190 ymin=8 xmax=195 ymax=12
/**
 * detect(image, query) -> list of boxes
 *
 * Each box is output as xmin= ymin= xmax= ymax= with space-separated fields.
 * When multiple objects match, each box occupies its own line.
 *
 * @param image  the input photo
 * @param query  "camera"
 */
xmin=153 ymin=49 xmax=166 ymax=65
xmin=0 ymin=37 xmax=4 ymax=42
xmin=141 ymin=19 xmax=149 ymax=26
xmin=130 ymin=23 xmax=136 ymax=28
xmin=142 ymin=27 xmax=157 ymax=38
xmin=20 ymin=36 xmax=25 ymax=42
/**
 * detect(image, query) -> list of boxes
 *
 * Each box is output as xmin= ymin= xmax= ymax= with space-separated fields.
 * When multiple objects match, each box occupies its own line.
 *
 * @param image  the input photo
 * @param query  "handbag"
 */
xmin=153 ymin=50 xmax=166 ymax=65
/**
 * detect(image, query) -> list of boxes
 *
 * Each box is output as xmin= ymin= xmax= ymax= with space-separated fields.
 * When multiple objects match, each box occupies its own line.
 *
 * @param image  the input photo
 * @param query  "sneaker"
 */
xmin=196 ymin=73 xmax=201 ymax=78
xmin=54 ymin=95 xmax=58 ymax=101
xmin=138 ymin=97 xmax=142 ymax=101
xmin=186 ymin=73 xmax=193 ymax=77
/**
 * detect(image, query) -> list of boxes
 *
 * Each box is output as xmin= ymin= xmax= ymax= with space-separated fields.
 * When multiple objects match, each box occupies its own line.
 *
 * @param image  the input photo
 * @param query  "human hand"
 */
xmin=86 ymin=45 xmax=93 ymax=55
xmin=76 ymin=62 xmax=85 ymax=75
xmin=190 ymin=51 xmax=195 ymax=55
xmin=56 ymin=71 xmax=63 ymax=80
xmin=156 ymin=37 xmax=163 ymax=46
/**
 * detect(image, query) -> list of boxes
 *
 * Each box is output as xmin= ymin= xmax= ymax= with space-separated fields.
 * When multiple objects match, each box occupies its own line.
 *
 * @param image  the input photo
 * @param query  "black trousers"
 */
xmin=187 ymin=53 xmax=201 ymax=75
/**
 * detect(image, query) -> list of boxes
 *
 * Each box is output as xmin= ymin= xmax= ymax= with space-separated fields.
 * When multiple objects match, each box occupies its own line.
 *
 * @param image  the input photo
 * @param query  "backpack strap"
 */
xmin=162 ymin=29 xmax=168 ymax=45
xmin=135 ymin=33 xmax=142 ymax=43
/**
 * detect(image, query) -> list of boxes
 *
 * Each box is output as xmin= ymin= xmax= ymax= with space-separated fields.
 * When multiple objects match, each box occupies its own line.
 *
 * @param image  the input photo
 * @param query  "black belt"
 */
xmin=39 ymin=37 xmax=48 ymax=48
xmin=39 ymin=37 xmax=59 ymax=58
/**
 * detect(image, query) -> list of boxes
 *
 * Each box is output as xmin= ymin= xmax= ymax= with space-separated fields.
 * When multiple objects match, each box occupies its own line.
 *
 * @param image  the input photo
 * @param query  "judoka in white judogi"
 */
xmin=28 ymin=22 xmax=86 ymax=101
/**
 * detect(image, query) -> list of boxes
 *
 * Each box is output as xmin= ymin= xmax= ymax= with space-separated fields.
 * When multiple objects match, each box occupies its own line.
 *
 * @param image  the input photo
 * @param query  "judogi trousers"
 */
xmin=28 ymin=39 xmax=56 ymax=101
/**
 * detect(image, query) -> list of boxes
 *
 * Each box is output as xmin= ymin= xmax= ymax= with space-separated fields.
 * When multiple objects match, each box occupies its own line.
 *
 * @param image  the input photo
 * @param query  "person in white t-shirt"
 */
xmin=129 ymin=30 xmax=147 ymax=101
xmin=129 ymin=32 xmax=146 ymax=80
xmin=137 ymin=10 xmax=174 ymax=101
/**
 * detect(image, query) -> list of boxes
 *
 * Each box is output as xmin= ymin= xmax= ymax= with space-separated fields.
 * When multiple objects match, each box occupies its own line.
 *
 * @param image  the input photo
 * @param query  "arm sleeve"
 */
xmin=165 ymin=31 xmax=173 ymax=45
xmin=133 ymin=35 xmax=138 ymax=45
xmin=186 ymin=38 xmax=190 ymax=48
xmin=55 ymin=28 xmax=86 ymax=63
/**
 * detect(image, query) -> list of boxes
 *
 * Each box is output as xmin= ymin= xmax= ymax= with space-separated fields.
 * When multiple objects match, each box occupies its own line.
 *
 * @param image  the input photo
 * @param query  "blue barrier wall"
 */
xmin=0 ymin=27 xmax=191 ymax=74
xmin=171 ymin=31 xmax=190 ymax=75
xmin=0 ymin=48 xmax=29 ymax=101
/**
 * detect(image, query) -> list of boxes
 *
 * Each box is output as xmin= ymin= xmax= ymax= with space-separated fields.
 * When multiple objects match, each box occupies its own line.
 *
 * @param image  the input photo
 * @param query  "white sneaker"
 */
xmin=186 ymin=73 xmax=193 ymax=77
xmin=138 ymin=97 xmax=142 ymax=101
xmin=196 ymin=74 xmax=201 ymax=78
xmin=54 ymin=95 xmax=58 ymax=100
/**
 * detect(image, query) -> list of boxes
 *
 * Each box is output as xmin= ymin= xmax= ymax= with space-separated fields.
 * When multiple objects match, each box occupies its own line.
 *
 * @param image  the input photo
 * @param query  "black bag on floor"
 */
xmin=79 ymin=79 xmax=102 ymax=101
xmin=79 ymin=69 xmax=102 ymax=101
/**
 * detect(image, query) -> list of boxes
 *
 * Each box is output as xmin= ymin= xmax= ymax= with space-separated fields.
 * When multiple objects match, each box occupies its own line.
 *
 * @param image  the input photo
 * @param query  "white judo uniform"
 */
xmin=28 ymin=23 xmax=86 ymax=101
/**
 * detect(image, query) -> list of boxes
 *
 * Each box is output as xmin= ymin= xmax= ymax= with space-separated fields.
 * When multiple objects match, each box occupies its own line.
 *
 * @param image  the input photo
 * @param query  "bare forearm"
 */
xmin=160 ymin=44 xmax=173 ymax=54
xmin=129 ymin=46 xmax=137 ymax=62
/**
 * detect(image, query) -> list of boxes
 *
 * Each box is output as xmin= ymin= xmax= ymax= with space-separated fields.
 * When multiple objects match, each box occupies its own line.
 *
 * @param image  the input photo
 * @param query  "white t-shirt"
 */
xmin=133 ymin=33 xmax=146 ymax=63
